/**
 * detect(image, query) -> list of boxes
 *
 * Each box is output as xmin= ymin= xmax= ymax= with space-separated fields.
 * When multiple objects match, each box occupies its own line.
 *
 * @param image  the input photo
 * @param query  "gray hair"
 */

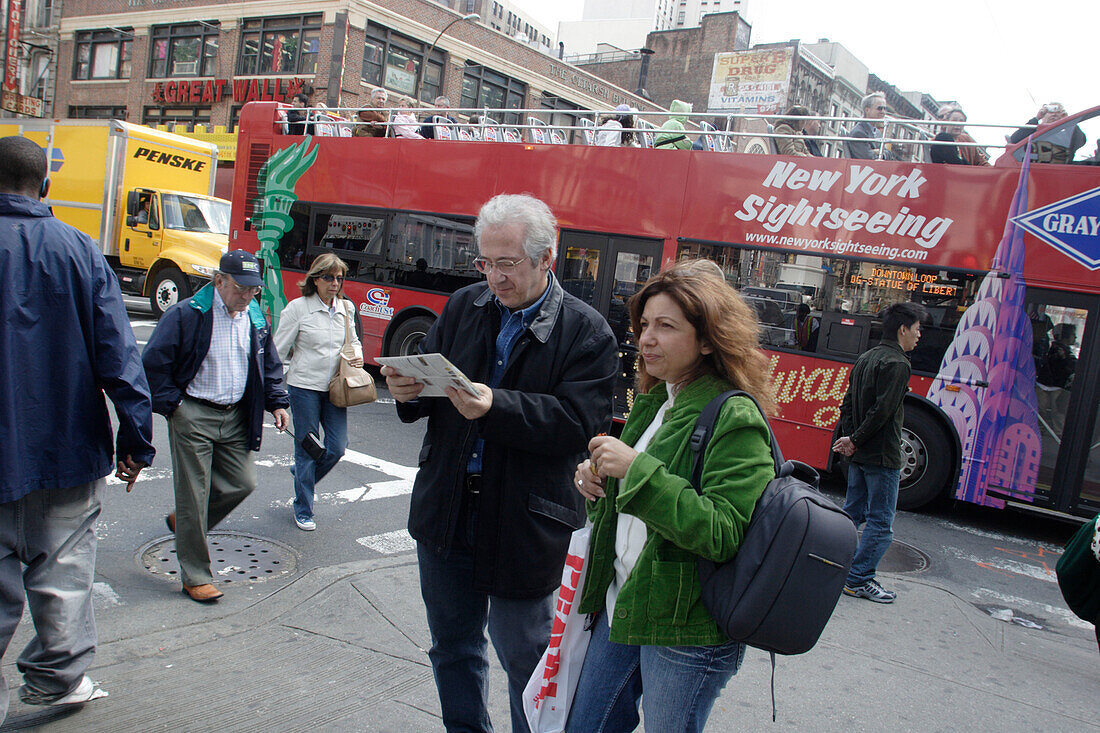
xmin=474 ymin=194 xmax=558 ymax=261
xmin=937 ymin=103 xmax=965 ymax=120
xmin=861 ymin=93 xmax=886 ymax=114
xmin=434 ymin=96 xmax=451 ymax=107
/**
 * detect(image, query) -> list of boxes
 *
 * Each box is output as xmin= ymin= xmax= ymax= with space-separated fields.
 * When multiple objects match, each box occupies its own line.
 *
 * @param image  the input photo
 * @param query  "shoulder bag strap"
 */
xmin=340 ymin=298 xmax=353 ymax=349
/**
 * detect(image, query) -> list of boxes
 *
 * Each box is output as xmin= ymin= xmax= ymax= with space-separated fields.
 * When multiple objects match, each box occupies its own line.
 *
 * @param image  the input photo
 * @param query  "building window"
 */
xmin=73 ymin=28 xmax=133 ymax=80
xmin=539 ymin=94 xmax=584 ymax=143
xmin=361 ymin=23 xmax=444 ymax=103
xmin=150 ymin=22 xmax=220 ymax=78
xmin=461 ymin=64 xmax=527 ymax=124
xmin=69 ymin=105 xmax=127 ymax=119
xmin=142 ymin=106 xmax=213 ymax=129
xmin=29 ymin=0 xmax=53 ymax=28
xmin=237 ymin=14 xmax=321 ymax=76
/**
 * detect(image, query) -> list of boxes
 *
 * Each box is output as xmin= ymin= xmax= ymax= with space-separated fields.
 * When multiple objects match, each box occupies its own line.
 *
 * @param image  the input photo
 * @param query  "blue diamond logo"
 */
xmin=1013 ymin=187 xmax=1100 ymax=270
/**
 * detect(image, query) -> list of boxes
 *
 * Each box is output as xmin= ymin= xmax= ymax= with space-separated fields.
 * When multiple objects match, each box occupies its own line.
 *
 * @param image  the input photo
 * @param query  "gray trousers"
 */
xmin=0 ymin=479 xmax=102 ymax=723
xmin=168 ymin=397 xmax=256 ymax=586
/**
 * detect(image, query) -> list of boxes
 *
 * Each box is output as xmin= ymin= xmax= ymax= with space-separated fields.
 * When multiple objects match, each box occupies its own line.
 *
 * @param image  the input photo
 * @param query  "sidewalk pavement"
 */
xmin=1 ymin=557 xmax=1097 ymax=732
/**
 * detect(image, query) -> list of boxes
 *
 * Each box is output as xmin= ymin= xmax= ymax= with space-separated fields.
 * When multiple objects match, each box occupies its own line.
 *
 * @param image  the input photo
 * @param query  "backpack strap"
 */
xmin=688 ymin=389 xmax=783 ymax=493
xmin=687 ymin=390 xmax=783 ymax=721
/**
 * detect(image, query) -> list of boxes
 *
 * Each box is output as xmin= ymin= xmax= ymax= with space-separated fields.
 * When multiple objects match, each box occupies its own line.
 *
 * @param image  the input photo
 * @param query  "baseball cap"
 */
xmin=219 ymin=250 xmax=263 ymax=288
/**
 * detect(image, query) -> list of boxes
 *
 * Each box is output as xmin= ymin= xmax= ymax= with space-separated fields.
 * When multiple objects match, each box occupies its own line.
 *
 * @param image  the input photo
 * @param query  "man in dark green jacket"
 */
xmin=832 ymin=302 xmax=925 ymax=603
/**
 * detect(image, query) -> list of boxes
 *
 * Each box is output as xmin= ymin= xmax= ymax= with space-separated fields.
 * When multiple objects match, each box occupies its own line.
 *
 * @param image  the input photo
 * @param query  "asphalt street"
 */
xmin=0 ymin=300 xmax=1092 ymax=731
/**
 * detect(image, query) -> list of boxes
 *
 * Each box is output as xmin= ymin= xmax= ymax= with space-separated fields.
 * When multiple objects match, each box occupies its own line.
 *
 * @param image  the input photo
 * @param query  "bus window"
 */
xmin=389 ymin=212 xmax=479 ymax=293
xmin=1029 ymin=302 xmax=1088 ymax=497
xmin=678 ymin=242 xmax=983 ymax=372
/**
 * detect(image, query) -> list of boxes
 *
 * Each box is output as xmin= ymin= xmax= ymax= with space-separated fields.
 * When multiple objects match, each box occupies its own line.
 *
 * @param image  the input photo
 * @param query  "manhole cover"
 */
xmin=138 ymin=531 xmax=298 ymax=584
xmin=878 ymin=539 xmax=930 ymax=574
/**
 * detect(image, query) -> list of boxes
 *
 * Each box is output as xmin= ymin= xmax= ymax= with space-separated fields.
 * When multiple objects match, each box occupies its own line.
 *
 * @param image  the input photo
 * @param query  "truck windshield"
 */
xmin=162 ymin=195 xmax=230 ymax=235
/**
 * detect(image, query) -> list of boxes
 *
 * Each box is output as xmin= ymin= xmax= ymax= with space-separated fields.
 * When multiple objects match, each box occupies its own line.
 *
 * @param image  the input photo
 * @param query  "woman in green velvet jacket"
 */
xmin=565 ymin=260 xmax=776 ymax=733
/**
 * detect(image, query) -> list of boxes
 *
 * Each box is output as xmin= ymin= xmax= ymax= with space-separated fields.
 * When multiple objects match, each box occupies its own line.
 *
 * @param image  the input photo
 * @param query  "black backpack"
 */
xmin=689 ymin=390 xmax=857 ymax=653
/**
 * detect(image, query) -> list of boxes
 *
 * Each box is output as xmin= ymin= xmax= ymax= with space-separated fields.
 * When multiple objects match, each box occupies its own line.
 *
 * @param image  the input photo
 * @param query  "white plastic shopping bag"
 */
xmin=523 ymin=525 xmax=592 ymax=733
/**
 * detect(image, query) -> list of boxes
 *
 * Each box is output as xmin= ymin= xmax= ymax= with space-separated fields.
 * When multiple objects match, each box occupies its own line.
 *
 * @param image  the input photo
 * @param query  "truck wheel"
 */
xmin=897 ymin=408 xmax=954 ymax=510
xmin=387 ymin=316 xmax=434 ymax=357
xmin=150 ymin=268 xmax=190 ymax=317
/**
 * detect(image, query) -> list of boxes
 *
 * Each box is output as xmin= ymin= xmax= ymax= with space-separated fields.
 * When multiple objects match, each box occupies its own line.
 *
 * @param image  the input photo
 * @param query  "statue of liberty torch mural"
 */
xmin=253 ymin=137 xmax=318 ymax=330
xmin=927 ymin=150 xmax=1041 ymax=507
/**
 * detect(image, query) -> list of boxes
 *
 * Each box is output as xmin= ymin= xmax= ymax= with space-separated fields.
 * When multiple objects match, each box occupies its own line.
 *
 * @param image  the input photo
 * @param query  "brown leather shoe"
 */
xmin=165 ymin=512 xmax=175 ymax=533
xmin=182 ymin=583 xmax=223 ymax=603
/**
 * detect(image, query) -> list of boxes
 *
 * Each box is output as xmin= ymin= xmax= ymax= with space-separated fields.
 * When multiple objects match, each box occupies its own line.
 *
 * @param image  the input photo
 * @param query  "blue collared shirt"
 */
xmin=186 ymin=288 xmax=251 ymax=404
xmin=466 ymin=273 xmax=553 ymax=474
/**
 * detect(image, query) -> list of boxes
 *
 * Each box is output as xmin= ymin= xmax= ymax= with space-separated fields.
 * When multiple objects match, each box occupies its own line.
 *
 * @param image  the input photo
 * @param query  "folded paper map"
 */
xmin=375 ymin=353 xmax=482 ymax=398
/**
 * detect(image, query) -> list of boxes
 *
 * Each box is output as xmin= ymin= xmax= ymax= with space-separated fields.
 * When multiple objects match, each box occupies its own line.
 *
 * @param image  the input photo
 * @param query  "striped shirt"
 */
xmin=186 ymin=288 xmax=251 ymax=405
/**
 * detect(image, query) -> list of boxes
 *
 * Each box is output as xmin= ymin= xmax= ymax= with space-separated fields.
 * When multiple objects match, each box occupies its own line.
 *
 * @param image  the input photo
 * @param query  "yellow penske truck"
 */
xmin=1 ymin=119 xmax=230 ymax=315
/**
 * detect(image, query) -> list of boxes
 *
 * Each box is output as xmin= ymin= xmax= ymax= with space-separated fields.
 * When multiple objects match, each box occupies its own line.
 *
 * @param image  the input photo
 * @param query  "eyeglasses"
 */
xmin=472 ymin=256 xmax=529 ymax=275
xmin=875 ymin=106 xmax=888 ymax=112
xmin=230 ymin=281 xmax=262 ymax=296
xmin=318 ymin=274 xmax=345 ymax=283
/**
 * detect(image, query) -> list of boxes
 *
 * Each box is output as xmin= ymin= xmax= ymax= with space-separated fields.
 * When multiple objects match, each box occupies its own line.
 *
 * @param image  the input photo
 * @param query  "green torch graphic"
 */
xmin=253 ymin=137 xmax=318 ymax=330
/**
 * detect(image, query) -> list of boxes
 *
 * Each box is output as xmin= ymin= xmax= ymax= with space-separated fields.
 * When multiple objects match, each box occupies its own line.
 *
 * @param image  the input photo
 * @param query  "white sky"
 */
xmin=512 ymin=0 xmax=1095 ymax=148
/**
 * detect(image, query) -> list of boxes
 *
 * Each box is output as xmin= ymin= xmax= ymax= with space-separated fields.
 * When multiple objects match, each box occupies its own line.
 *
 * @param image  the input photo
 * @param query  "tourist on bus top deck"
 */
xmin=286 ymin=92 xmax=315 ymax=136
xmin=419 ymin=96 xmax=457 ymax=139
xmin=930 ymin=103 xmax=989 ymax=166
xmin=596 ymin=104 xmax=639 ymax=147
xmin=654 ymin=99 xmax=694 ymax=150
xmin=1008 ymin=102 xmax=1087 ymax=164
xmin=844 ymin=92 xmax=898 ymax=161
xmin=802 ymin=116 xmax=825 ymax=156
xmin=774 ymin=105 xmax=813 ymax=157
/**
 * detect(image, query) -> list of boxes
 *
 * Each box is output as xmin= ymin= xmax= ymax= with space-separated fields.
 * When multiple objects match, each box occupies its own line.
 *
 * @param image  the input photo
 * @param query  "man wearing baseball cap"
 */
xmin=142 ymin=250 xmax=290 ymax=602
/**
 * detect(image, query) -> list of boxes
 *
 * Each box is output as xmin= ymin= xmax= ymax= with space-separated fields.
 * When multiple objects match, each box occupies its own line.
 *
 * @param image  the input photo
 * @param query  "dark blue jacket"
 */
xmin=0 ymin=193 xmax=155 ymax=503
xmin=141 ymin=284 xmax=289 ymax=451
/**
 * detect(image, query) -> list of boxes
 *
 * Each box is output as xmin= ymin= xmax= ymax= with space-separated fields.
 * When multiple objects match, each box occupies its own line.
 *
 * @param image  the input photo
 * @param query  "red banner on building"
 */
xmin=4 ymin=0 xmax=22 ymax=95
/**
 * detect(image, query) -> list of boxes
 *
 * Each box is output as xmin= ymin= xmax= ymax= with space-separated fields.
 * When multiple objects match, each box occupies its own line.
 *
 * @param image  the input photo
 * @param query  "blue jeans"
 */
xmin=417 ymin=541 xmax=554 ymax=733
xmin=565 ymin=612 xmax=745 ymax=732
xmin=0 ymin=480 xmax=102 ymax=724
xmin=289 ymin=386 xmax=347 ymax=522
xmin=842 ymin=462 xmax=901 ymax=586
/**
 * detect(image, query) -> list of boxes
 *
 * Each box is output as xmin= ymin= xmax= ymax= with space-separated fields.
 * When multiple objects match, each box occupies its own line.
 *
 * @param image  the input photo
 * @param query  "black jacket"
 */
xmin=142 ymin=284 xmax=290 ymax=451
xmin=839 ymin=340 xmax=911 ymax=469
xmin=398 ymin=277 xmax=618 ymax=598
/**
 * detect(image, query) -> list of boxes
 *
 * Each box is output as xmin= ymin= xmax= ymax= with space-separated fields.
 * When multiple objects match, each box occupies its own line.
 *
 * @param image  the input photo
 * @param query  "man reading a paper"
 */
xmin=381 ymin=194 xmax=618 ymax=733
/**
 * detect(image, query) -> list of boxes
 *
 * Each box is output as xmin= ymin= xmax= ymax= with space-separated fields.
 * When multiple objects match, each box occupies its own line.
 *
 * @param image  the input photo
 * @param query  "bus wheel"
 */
xmin=388 ymin=316 xmax=434 ymax=357
xmin=150 ymin=267 xmax=190 ymax=317
xmin=897 ymin=408 xmax=953 ymax=510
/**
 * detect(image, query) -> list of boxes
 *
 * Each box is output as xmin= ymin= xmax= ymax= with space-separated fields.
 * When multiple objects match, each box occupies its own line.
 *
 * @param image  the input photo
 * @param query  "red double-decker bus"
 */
xmin=230 ymin=101 xmax=1100 ymax=518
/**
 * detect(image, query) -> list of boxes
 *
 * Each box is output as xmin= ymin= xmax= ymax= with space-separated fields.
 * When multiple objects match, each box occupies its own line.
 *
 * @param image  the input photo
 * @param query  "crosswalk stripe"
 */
xmin=356 ymin=529 xmax=415 ymax=555
xmin=340 ymin=447 xmax=418 ymax=481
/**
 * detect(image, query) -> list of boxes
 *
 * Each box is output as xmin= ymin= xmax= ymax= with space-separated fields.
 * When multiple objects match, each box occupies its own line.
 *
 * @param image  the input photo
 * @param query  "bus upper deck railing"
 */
xmin=270 ymin=104 xmax=1034 ymax=163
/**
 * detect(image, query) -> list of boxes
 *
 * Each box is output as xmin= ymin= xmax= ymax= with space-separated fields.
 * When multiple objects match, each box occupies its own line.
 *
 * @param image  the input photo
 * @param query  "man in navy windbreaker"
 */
xmin=0 ymin=136 xmax=155 ymax=721
xmin=142 ymin=250 xmax=289 ymax=603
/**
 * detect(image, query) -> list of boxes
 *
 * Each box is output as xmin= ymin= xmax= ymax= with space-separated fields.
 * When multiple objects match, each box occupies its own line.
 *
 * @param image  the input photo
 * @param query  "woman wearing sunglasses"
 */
xmin=274 ymin=254 xmax=363 ymax=531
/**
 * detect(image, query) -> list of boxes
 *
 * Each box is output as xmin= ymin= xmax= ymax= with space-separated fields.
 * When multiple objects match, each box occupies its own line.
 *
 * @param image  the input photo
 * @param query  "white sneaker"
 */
xmin=22 ymin=675 xmax=108 ymax=706
xmin=295 ymin=516 xmax=316 ymax=531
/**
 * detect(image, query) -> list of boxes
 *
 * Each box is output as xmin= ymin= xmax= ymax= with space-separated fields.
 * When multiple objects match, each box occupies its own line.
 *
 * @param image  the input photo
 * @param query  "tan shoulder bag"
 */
xmin=328 ymin=300 xmax=376 ymax=407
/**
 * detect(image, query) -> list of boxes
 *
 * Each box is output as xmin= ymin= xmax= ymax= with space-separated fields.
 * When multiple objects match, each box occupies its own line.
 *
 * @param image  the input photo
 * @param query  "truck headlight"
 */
xmin=191 ymin=264 xmax=215 ymax=277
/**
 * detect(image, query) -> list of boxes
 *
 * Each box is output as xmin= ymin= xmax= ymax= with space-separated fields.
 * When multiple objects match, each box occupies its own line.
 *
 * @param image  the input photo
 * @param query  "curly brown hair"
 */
xmin=629 ymin=259 xmax=776 ymax=415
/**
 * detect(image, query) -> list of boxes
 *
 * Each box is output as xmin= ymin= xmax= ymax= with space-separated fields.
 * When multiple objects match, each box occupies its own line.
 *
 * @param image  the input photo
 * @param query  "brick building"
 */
xmin=53 ymin=0 xmax=656 ymax=131
xmin=574 ymin=11 xmax=752 ymax=109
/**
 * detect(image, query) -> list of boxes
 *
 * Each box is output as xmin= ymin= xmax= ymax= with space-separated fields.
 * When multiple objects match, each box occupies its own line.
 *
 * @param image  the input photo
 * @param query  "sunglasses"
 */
xmin=317 ymin=274 xmax=345 ymax=283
